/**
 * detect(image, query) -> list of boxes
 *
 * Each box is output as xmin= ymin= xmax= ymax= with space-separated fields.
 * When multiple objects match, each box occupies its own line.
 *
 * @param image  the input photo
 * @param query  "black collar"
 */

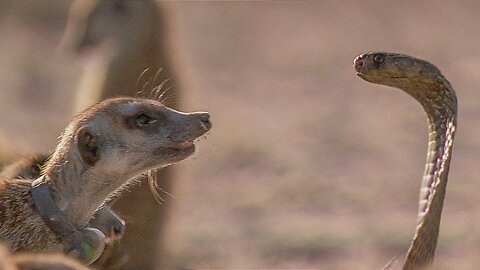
xmin=31 ymin=176 xmax=80 ymax=244
xmin=31 ymin=176 xmax=105 ymax=264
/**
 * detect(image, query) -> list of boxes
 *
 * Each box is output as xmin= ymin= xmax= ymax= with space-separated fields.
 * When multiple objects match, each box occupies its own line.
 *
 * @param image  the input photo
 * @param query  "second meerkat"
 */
xmin=0 ymin=97 xmax=211 ymax=264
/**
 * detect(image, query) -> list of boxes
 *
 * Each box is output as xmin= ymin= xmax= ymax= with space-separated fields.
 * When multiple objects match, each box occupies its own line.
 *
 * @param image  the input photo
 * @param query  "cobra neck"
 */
xmin=402 ymin=81 xmax=457 ymax=270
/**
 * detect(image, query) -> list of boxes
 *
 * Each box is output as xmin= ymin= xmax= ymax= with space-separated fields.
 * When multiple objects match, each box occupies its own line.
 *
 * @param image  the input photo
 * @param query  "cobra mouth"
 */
xmin=353 ymin=55 xmax=364 ymax=72
xmin=353 ymin=56 xmax=371 ymax=78
xmin=354 ymin=54 xmax=408 ymax=79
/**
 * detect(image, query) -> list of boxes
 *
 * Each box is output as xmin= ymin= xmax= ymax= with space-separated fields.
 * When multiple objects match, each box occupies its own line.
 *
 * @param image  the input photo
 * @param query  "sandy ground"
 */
xmin=1 ymin=1 xmax=480 ymax=269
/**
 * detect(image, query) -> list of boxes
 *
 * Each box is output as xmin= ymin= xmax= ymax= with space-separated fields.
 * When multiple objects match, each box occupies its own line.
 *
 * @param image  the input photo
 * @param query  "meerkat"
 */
xmin=61 ymin=1 xmax=182 ymax=268
xmin=63 ymin=0 xmax=179 ymax=110
xmin=0 ymin=97 xmax=211 ymax=265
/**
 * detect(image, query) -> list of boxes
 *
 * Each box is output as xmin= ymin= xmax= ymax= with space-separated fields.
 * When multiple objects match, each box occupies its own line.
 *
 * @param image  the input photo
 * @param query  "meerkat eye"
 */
xmin=373 ymin=54 xmax=385 ymax=64
xmin=135 ymin=114 xmax=156 ymax=127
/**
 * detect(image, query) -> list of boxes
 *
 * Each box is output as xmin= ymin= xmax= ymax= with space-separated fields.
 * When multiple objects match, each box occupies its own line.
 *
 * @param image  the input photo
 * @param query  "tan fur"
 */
xmin=1 ymin=244 xmax=90 ymax=270
xmin=62 ymin=1 xmax=182 ymax=268
xmin=0 ymin=149 xmax=13 ymax=169
xmin=0 ymin=155 xmax=125 ymax=236
xmin=0 ymin=180 xmax=5 ymax=195
xmin=0 ymin=136 xmax=21 ymax=169
xmin=0 ymin=155 xmax=48 ymax=180
xmin=0 ymin=244 xmax=17 ymax=270
xmin=0 ymin=97 xmax=210 ymax=261
xmin=0 ymin=129 xmax=39 ymax=170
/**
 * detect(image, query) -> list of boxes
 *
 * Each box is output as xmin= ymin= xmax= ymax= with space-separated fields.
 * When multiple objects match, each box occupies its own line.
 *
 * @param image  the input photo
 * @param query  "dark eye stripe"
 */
xmin=135 ymin=114 xmax=156 ymax=127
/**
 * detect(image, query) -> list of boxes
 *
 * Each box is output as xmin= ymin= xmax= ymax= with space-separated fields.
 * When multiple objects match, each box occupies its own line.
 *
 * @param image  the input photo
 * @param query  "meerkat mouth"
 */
xmin=154 ymin=140 xmax=197 ymax=158
xmin=170 ymin=140 xmax=195 ymax=151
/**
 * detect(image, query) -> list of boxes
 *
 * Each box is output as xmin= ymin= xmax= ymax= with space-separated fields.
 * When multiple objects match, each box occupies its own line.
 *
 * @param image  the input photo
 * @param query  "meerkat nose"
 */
xmin=198 ymin=113 xmax=211 ymax=131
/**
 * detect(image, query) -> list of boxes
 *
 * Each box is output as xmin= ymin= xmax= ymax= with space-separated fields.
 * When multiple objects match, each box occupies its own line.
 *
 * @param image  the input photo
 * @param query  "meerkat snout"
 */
xmin=196 ymin=112 xmax=212 ymax=131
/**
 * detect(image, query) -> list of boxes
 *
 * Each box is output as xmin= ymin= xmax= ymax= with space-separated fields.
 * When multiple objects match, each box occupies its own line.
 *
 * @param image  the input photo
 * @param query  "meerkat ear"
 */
xmin=76 ymin=126 xmax=99 ymax=166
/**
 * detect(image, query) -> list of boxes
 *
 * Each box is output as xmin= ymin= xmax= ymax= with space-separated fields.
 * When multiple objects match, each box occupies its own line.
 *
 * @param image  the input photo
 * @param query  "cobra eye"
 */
xmin=373 ymin=54 xmax=385 ymax=64
xmin=135 ymin=114 xmax=155 ymax=127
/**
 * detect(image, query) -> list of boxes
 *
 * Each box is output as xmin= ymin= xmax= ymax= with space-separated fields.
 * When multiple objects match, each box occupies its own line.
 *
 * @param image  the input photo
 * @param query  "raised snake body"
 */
xmin=353 ymin=52 xmax=457 ymax=270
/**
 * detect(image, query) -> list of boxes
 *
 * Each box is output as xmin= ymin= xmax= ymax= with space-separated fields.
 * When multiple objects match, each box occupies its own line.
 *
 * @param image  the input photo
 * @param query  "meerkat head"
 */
xmin=64 ymin=0 xmax=159 ymax=53
xmin=49 ymin=97 xmax=211 ymax=181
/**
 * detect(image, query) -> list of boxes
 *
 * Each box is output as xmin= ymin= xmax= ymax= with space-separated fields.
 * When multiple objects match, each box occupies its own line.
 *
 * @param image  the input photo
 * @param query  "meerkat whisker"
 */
xmin=152 ymin=68 xmax=164 ymax=87
xmin=134 ymin=69 xmax=151 ymax=96
xmin=159 ymin=91 xmax=177 ymax=106
xmin=153 ymin=77 xmax=173 ymax=101
xmin=141 ymin=81 xmax=151 ymax=98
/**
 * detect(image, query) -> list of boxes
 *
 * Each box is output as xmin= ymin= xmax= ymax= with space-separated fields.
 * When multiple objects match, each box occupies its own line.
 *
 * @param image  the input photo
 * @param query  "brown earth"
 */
xmin=1 ymin=1 xmax=480 ymax=269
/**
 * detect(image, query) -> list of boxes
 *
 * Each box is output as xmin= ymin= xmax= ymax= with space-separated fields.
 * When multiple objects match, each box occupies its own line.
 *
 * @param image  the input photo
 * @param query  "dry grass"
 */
xmin=1 ymin=1 xmax=480 ymax=269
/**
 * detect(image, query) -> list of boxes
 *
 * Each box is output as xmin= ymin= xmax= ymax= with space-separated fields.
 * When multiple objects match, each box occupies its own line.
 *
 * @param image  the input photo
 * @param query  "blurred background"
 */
xmin=1 ymin=1 xmax=480 ymax=269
